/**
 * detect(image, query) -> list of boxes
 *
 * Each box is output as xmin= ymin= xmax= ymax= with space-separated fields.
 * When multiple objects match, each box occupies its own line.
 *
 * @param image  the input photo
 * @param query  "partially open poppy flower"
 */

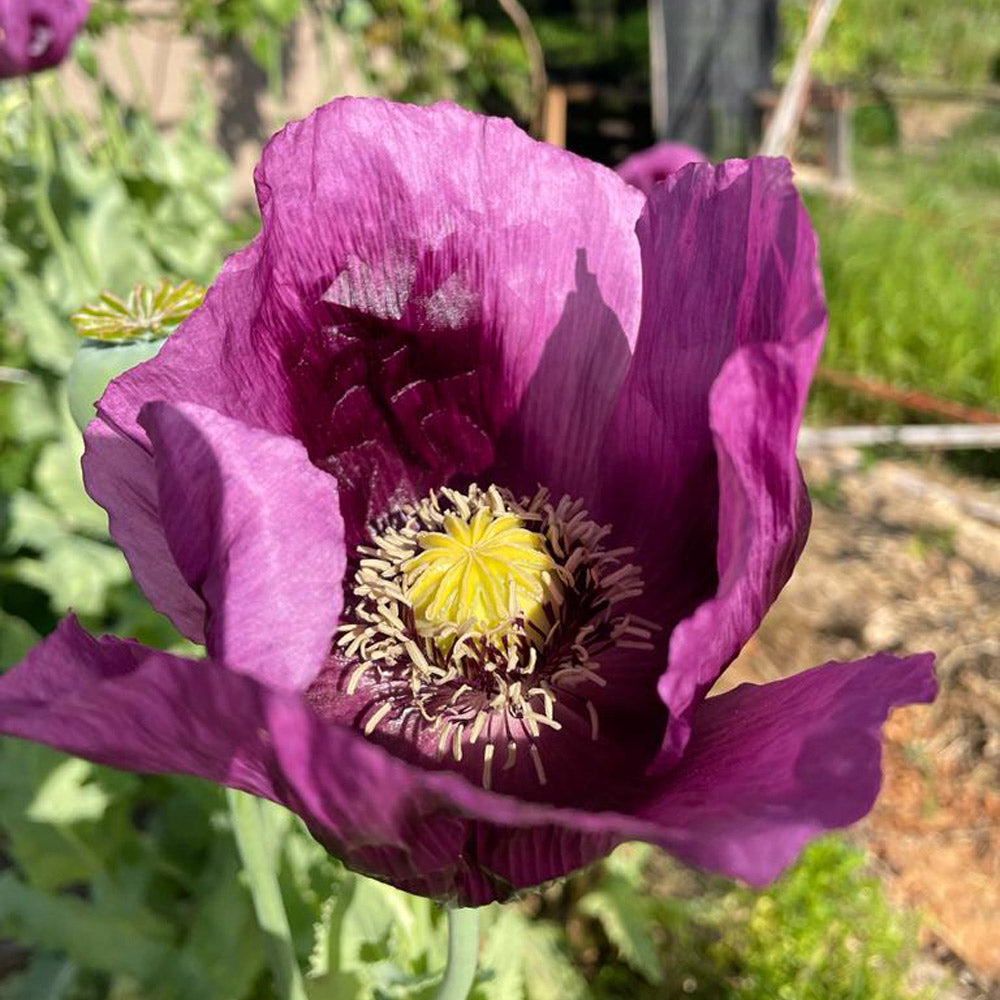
xmin=0 ymin=0 xmax=90 ymax=79
xmin=0 ymin=99 xmax=935 ymax=904
xmin=616 ymin=140 xmax=708 ymax=195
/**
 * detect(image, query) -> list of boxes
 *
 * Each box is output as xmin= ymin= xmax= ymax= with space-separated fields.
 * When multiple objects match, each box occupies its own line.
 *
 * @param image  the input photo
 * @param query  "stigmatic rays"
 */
xmin=337 ymin=483 xmax=654 ymax=790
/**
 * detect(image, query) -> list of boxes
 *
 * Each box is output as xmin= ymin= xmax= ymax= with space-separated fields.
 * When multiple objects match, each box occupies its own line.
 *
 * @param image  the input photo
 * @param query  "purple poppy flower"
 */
xmin=0 ymin=99 xmax=935 ymax=905
xmin=0 ymin=0 xmax=90 ymax=79
xmin=616 ymin=140 xmax=708 ymax=195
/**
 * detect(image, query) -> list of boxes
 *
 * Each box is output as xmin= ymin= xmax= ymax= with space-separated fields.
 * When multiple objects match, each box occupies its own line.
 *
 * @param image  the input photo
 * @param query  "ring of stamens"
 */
xmin=337 ymin=484 xmax=656 ymax=790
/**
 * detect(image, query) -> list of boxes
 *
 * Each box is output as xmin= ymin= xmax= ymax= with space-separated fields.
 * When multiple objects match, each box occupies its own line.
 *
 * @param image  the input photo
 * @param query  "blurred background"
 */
xmin=1 ymin=1 xmax=999 ymax=998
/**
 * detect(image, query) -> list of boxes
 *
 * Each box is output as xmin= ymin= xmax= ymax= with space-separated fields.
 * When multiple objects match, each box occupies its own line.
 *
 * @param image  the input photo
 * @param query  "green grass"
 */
xmin=807 ymin=108 xmax=1000 ymax=424
xmin=780 ymin=0 xmax=1000 ymax=85
xmin=567 ymin=837 xmax=937 ymax=1000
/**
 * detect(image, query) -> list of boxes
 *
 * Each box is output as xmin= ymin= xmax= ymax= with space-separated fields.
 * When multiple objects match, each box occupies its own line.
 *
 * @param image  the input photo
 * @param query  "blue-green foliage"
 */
xmin=0 ymin=67 xmax=259 ymax=1000
xmin=0 ymin=74 xmax=237 ymax=649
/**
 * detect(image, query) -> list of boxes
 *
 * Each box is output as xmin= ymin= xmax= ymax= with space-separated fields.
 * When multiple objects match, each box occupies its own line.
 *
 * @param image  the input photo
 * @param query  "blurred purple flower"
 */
xmin=0 ymin=0 xmax=90 ymax=79
xmin=0 ymin=99 xmax=935 ymax=905
xmin=616 ymin=140 xmax=708 ymax=195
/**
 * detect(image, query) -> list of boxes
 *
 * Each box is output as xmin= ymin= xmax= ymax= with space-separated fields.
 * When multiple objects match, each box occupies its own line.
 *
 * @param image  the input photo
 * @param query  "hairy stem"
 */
xmin=227 ymin=790 xmax=308 ymax=1000
xmin=434 ymin=907 xmax=480 ymax=1000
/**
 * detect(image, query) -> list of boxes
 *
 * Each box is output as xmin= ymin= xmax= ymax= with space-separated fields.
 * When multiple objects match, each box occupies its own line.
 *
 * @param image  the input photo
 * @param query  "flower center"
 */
xmin=404 ymin=509 xmax=555 ymax=639
xmin=338 ymin=484 xmax=654 ymax=791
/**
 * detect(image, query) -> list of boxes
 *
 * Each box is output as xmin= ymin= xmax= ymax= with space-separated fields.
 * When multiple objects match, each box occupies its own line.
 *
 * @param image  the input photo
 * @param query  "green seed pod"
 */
xmin=66 ymin=279 xmax=206 ymax=432
xmin=66 ymin=337 xmax=166 ymax=433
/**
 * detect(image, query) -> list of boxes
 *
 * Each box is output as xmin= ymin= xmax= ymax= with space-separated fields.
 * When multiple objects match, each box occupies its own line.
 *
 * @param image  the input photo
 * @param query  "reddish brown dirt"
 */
xmin=722 ymin=450 xmax=1000 ymax=992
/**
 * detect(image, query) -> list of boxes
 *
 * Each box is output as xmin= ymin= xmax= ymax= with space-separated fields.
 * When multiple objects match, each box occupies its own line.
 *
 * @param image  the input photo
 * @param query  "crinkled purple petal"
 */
xmin=0 ymin=621 xmax=934 ymax=903
xmin=0 ymin=620 xmax=629 ymax=903
xmin=0 ymin=618 xmax=279 ymax=800
xmin=138 ymin=401 xmax=345 ymax=691
xmin=657 ymin=331 xmax=822 ymax=762
xmin=270 ymin=651 xmax=934 ymax=902
xmin=95 ymin=99 xmax=645 ymax=543
xmin=82 ymin=245 xmax=269 ymax=641
xmin=0 ymin=0 xmax=89 ymax=79
xmin=616 ymin=141 xmax=707 ymax=195
xmin=267 ymin=694 xmax=653 ymax=902
xmin=634 ymin=652 xmax=937 ymax=883
xmin=593 ymin=158 xmax=826 ymax=752
xmin=82 ymin=421 xmax=207 ymax=641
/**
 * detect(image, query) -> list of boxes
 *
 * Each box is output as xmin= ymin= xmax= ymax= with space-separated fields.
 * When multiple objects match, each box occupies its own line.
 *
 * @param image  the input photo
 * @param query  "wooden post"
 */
xmin=544 ymin=85 xmax=567 ymax=148
xmin=828 ymin=86 xmax=854 ymax=187
xmin=759 ymin=0 xmax=842 ymax=157
xmin=647 ymin=0 xmax=669 ymax=140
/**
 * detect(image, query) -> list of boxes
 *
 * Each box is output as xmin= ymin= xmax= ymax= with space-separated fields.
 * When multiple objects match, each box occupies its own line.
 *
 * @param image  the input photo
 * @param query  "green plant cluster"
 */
xmin=488 ymin=838 xmax=933 ymax=1000
xmin=779 ymin=0 xmax=1000 ymax=85
xmin=341 ymin=0 xmax=532 ymax=118
xmin=528 ymin=6 xmax=649 ymax=82
xmin=0 ymin=75 xmax=238 ymax=655
xmin=89 ymin=0 xmax=531 ymax=124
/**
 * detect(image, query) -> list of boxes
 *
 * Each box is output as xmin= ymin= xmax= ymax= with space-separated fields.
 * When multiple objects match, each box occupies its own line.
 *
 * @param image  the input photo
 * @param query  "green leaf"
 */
xmin=306 ymin=886 xmax=373 ymax=998
xmin=7 ymin=375 xmax=59 ymax=443
xmin=26 ymin=758 xmax=112 ymax=825
xmin=4 ymin=821 xmax=100 ymax=890
xmin=340 ymin=876 xmax=396 ymax=965
xmin=11 ymin=535 xmax=129 ymax=614
xmin=313 ymin=873 xmax=428 ymax=974
xmin=519 ymin=919 xmax=587 ymax=1000
xmin=33 ymin=438 xmax=108 ymax=536
xmin=367 ymin=962 xmax=442 ymax=999
xmin=603 ymin=841 xmax=655 ymax=885
xmin=0 ymin=610 xmax=40 ymax=670
xmin=305 ymin=970 xmax=368 ymax=1000
xmin=0 ymin=952 xmax=79 ymax=1000
xmin=157 ymin=843 xmax=268 ymax=1000
xmin=0 ymin=742 xmax=136 ymax=888
xmin=6 ymin=271 xmax=77 ymax=373
xmin=479 ymin=906 xmax=586 ymax=1000
xmin=4 ymin=489 xmax=65 ymax=552
xmin=479 ymin=908 xmax=526 ymax=1000
xmin=308 ymin=875 xmax=441 ymax=1000
xmin=65 ymin=177 xmax=160 ymax=291
xmin=0 ymin=872 xmax=175 ymax=981
xmin=578 ymin=873 xmax=663 ymax=984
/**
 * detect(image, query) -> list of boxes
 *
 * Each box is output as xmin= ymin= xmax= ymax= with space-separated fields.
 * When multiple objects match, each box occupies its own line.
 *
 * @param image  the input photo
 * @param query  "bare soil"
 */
xmin=721 ymin=449 xmax=1000 ymax=996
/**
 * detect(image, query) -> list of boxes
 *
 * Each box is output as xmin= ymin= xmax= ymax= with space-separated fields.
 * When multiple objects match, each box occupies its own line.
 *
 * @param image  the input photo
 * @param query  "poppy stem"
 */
xmin=226 ymin=790 xmax=308 ymax=1000
xmin=435 ymin=906 xmax=480 ymax=1000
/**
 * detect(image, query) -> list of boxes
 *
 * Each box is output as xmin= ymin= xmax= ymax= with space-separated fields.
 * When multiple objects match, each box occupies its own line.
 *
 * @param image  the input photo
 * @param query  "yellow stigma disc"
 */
xmin=403 ymin=507 xmax=554 ymax=635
